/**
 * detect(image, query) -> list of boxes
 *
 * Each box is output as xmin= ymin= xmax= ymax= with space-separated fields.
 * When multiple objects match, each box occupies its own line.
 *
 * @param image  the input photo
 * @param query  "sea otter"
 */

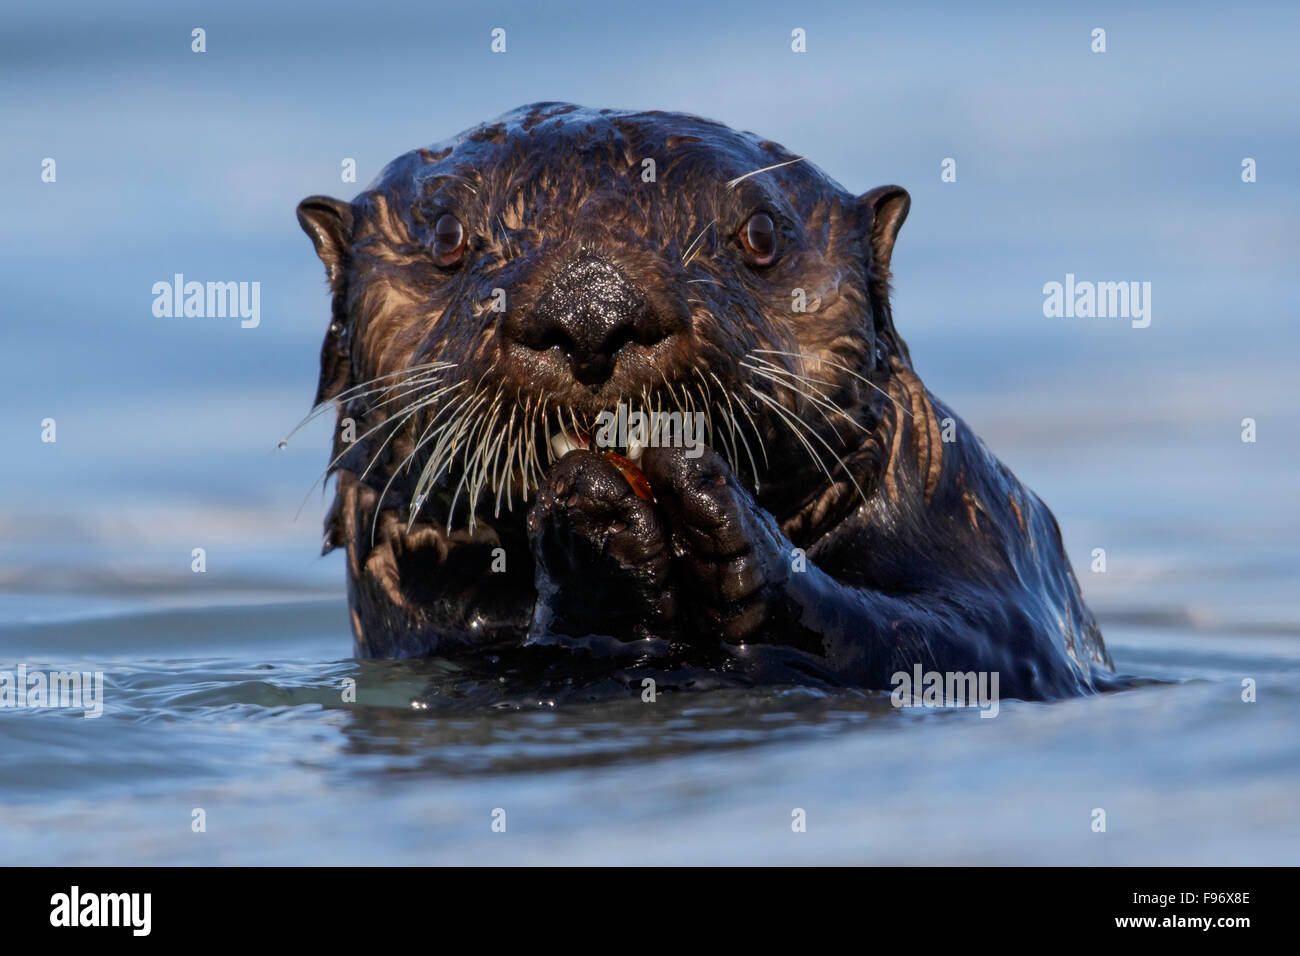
xmin=293 ymin=103 xmax=1113 ymax=700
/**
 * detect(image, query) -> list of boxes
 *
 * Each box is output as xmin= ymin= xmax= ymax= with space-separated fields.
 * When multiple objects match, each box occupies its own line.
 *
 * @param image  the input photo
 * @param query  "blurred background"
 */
xmin=1 ymin=0 xmax=1297 ymax=864
xmin=4 ymin=0 xmax=1296 ymax=626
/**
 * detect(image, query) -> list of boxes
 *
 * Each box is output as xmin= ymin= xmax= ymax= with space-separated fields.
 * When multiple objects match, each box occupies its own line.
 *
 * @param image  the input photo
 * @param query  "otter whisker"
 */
xmin=707 ymin=369 xmax=758 ymax=489
xmin=742 ymin=362 xmax=869 ymax=438
xmin=306 ymin=373 xmax=450 ymax=475
xmin=746 ymin=358 xmax=867 ymax=424
xmin=745 ymin=366 xmax=853 ymax=451
xmin=744 ymin=354 xmax=872 ymax=432
xmin=419 ymin=392 xmax=477 ymax=490
xmin=301 ymin=360 xmax=452 ymax=423
xmin=381 ymin=393 xmax=479 ymax=539
xmin=703 ymin=381 xmax=717 ymax=449
xmin=543 ymin=404 xmax=556 ymax=465
xmin=747 ymin=386 xmax=831 ymax=484
xmin=566 ymin=406 xmax=583 ymax=446
xmin=357 ymin=391 xmax=460 ymax=532
xmin=279 ymin=362 xmax=453 ymax=448
xmin=751 ymin=349 xmax=913 ymax=420
xmin=725 ymin=156 xmax=805 ymax=189
xmin=497 ymin=214 xmax=515 ymax=259
xmin=743 ymin=385 xmax=863 ymax=504
xmin=435 ymin=173 xmax=478 ymax=195
xmin=412 ymin=391 xmax=488 ymax=523
xmin=459 ymin=389 xmax=503 ymax=528
xmin=681 ymin=385 xmax=698 ymax=446
xmin=408 ymin=389 xmax=480 ymax=483
xmin=523 ymin=394 xmax=540 ymax=498
xmin=690 ymin=373 xmax=728 ymax=464
xmin=680 ymin=218 xmax=716 ymax=266
xmin=352 ymin=348 xmax=877 ymax=535
xmin=695 ymin=378 xmax=726 ymax=462
xmin=445 ymin=419 xmax=482 ymax=532
xmin=353 ymin=374 xmax=454 ymax=424
xmin=357 ymin=381 xmax=464 ymax=484
xmin=412 ymin=415 xmax=476 ymax=522
xmin=733 ymin=393 xmax=770 ymax=469
xmin=367 ymin=393 xmax=468 ymax=545
xmin=728 ymin=406 xmax=761 ymax=493
xmin=390 ymin=394 xmax=468 ymax=496
xmin=494 ymin=403 xmax=520 ymax=517
xmin=661 ymin=371 xmax=685 ymax=419
xmin=472 ymin=387 xmax=507 ymax=517
xmin=512 ymin=395 xmax=531 ymax=506
xmin=527 ymin=389 xmax=548 ymax=485
xmin=319 ymin=372 xmax=445 ymax=432
xmin=470 ymin=400 xmax=495 ymax=513
xmin=474 ymin=412 xmax=508 ymax=523
xmin=744 ymin=360 xmax=856 ymax=442
xmin=745 ymin=353 xmax=841 ymax=394
xmin=744 ymin=361 xmax=834 ymax=412
xmin=296 ymin=378 xmax=455 ymax=521
xmin=327 ymin=360 xmax=455 ymax=404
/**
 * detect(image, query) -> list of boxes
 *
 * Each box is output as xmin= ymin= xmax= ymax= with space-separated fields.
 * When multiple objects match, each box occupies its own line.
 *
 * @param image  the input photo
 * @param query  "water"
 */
xmin=2 ymin=0 xmax=1298 ymax=863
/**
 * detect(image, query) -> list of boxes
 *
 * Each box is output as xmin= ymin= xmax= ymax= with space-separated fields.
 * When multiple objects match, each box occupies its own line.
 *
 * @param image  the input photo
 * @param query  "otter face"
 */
xmin=297 ymin=102 xmax=910 ymax=536
xmin=293 ymin=108 xmax=1111 ymax=691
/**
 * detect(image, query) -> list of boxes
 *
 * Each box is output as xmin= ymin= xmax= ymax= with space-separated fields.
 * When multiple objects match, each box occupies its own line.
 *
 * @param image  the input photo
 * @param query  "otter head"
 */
xmin=296 ymin=103 xmax=912 ymax=650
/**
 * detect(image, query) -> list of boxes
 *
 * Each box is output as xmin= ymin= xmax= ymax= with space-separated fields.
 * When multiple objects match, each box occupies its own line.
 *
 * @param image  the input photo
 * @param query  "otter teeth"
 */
xmin=551 ymin=430 xmax=584 ymax=459
xmin=551 ymin=428 xmax=648 ymax=466
xmin=551 ymin=428 xmax=658 ymax=465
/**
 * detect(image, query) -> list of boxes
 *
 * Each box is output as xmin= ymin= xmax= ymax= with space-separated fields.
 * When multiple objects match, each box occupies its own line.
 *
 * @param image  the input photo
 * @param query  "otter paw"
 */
xmin=527 ymin=449 xmax=676 ymax=637
xmin=641 ymin=446 xmax=788 ymax=644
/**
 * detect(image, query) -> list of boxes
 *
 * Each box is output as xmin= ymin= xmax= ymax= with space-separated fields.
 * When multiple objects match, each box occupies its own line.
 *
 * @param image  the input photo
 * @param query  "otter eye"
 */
xmin=739 ymin=211 xmax=777 ymax=265
xmin=432 ymin=213 xmax=467 ymax=267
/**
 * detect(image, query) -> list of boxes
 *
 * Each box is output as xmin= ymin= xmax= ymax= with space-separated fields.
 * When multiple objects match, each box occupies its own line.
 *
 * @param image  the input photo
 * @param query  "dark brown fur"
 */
xmin=296 ymin=103 xmax=1113 ymax=699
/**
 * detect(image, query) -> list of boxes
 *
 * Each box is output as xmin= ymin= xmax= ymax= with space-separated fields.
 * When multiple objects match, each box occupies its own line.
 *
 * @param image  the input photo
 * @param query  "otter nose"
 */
xmin=518 ymin=257 xmax=670 ymax=386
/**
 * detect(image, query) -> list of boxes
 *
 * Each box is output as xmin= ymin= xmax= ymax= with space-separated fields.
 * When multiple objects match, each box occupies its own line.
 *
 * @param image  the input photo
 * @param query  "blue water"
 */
xmin=1 ymin=0 xmax=1298 ymax=863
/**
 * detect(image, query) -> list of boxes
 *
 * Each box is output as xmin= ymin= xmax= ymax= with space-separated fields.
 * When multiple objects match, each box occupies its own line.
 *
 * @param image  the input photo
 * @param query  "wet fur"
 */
xmin=296 ymin=103 xmax=1113 ymax=700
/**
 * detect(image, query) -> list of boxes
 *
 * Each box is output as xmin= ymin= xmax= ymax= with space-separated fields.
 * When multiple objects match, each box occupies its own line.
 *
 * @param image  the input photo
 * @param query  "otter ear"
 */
xmin=858 ymin=185 xmax=912 ymax=363
xmin=297 ymin=195 xmax=353 ymax=292
xmin=859 ymin=185 xmax=910 ymax=273
xmin=297 ymin=196 xmax=354 ymax=406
